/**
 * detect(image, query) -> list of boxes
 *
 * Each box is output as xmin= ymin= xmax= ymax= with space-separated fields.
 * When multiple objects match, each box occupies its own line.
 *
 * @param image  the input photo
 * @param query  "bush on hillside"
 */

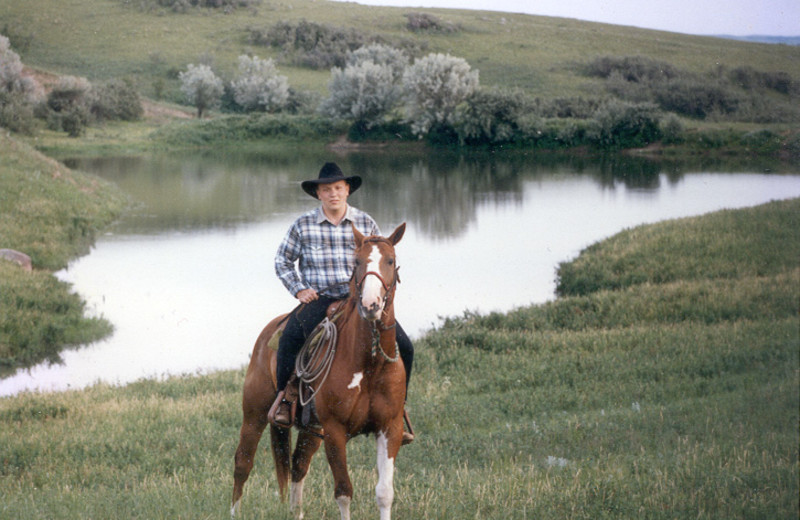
xmin=119 ymin=0 xmax=261 ymax=13
xmin=587 ymin=100 xmax=663 ymax=148
xmin=453 ymin=88 xmax=532 ymax=145
xmin=230 ymin=55 xmax=290 ymax=113
xmin=728 ymin=66 xmax=797 ymax=95
xmin=249 ymin=20 xmax=368 ymax=70
xmin=179 ymin=64 xmax=224 ymax=118
xmin=319 ymin=44 xmax=408 ymax=128
xmin=0 ymin=34 xmax=38 ymax=134
xmin=42 ymin=76 xmax=92 ymax=137
xmin=587 ymin=55 xmax=799 ymax=123
xmin=89 ymin=78 xmax=143 ymax=122
xmin=585 ymin=55 xmax=679 ymax=83
xmin=404 ymin=13 xmax=460 ymax=33
xmin=402 ymin=53 xmax=479 ymax=137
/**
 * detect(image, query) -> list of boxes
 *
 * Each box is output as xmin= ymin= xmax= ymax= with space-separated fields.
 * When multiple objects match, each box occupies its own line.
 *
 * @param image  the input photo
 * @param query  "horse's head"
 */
xmin=352 ymin=223 xmax=405 ymax=322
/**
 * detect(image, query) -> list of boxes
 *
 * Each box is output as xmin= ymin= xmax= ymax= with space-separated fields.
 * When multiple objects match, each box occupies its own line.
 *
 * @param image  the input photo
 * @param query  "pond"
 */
xmin=2 ymin=149 xmax=799 ymax=396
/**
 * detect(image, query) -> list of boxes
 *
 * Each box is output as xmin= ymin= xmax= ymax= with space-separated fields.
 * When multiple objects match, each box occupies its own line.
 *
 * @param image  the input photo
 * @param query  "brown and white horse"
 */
xmin=232 ymin=223 xmax=407 ymax=520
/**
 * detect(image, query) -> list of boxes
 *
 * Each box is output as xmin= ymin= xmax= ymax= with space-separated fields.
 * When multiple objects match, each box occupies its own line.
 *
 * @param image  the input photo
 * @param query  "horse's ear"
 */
xmin=352 ymin=222 xmax=365 ymax=248
xmin=388 ymin=223 xmax=406 ymax=246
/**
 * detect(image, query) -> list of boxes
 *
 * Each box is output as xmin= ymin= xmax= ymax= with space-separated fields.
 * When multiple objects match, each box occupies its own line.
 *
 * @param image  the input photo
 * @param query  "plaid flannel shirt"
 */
xmin=275 ymin=205 xmax=380 ymax=299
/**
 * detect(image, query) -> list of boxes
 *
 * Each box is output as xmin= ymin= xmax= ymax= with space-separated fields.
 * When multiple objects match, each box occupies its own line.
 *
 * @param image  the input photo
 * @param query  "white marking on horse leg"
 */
xmin=347 ymin=372 xmax=364 ymax=391
xmin=230 ymin=499 xmax=240 ymax=518
xmin=290 ymin=478 xmax=305 ymax=519
xmin=336 ymin=495 xmax=352 ymax=520
xmin=375 ymin=432 xmax=395 ymax=520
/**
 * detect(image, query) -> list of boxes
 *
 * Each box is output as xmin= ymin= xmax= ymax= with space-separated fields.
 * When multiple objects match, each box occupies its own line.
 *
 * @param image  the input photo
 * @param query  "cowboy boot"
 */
xmin=268 ymin=382 xmax=299 ymax=429
xmin=402 ymin=408 xmax=415 ymax=445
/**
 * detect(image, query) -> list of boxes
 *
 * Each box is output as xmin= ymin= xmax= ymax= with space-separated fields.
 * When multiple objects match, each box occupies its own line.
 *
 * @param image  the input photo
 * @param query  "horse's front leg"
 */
xmin=323 ymin=426 xmax=354 ymax=520
xmin=375 ymin=422 xmax=403 ymax=520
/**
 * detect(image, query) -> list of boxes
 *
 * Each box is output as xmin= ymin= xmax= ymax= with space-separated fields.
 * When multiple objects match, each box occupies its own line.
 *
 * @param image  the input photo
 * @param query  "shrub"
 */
xmin=404 ymin=12 xmax=460 ymax=33
xmin=453 ymin=88 xmax=531 ymax=145
xmin=320 ymin=44 xmax=408 ymax=128
xmin=179 ymin=64 xmax=224 ymax=118
xmin=253 ymin=20 xmax=368 ymax=70
xmin=118 ymin=0 xmax=261 ymax=13
xmin=44 ymin=76 xmax=92 ymax=137
xmin=0 ymin=34 xmax=37 ymax=133
xmin=651 ymin=78 xmax=740 ymax=119
xmin=230 ymin=55 xmax=290 ymax=113
xmin=0 ymin=91 xmax=35 ymax=134
xmin=729 ymin=66 xmax=797 ymax=94
xmin=587 ymin=100 xmax=662 ymax=148
xmin=89 ymin=78 xmax=143 ymax=122
xmin=585 ymin=55 xmax=679 ymax=83
xmin=659 ymin=113 xmax=684 ymax=144
xmin=402 ymin=53 xmax=479 ymax=137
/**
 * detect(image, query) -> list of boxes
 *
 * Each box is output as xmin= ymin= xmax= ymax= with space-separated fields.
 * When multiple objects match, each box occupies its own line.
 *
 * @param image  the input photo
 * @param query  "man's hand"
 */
xmin=296 ymin=288 xmax=319 ymax=304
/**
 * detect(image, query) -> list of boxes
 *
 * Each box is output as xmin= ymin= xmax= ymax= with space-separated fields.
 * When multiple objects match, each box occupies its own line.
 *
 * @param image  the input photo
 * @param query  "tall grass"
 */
xmin=1 ymin=198 xmax=797 ymax=519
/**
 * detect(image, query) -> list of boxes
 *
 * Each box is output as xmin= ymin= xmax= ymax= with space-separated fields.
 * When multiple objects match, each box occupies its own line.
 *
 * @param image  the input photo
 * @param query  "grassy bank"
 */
xmin=0 ymin=132 xmax=128 ymax=374
xmin=1 ymin=198 xmax=797 ymax=519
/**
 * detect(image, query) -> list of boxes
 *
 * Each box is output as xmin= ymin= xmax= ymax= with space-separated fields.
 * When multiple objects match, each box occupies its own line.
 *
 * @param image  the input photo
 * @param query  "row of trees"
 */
xmin=179 ymin=45 xmax=481 ymax=139
xmin=179 ymin=44 xmax=676 ymax=148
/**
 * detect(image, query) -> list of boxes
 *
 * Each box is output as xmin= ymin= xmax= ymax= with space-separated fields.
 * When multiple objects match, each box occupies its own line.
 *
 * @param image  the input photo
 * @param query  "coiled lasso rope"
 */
xmin=295 ymin=317 xmax=338 ymax=407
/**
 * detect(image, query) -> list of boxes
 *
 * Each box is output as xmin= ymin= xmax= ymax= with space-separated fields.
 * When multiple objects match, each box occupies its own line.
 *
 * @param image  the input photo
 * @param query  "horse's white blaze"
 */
xmin=290 ymin=478 xmax=305 ymax=519
xmin=336 ymin=495 xmax=352 ymax=520
xmin=375 ymin=432 xmax=395 ymax=520
xmin=360 ymin=244 xmax=385 ymax=317
xmin=347 ymin=372 xmax=364 ymax=391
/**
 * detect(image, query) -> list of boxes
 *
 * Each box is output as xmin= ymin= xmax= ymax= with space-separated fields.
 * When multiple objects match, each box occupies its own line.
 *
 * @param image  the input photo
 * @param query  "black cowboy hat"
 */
xmin=301 ymin=162 xmax=362 ymax=199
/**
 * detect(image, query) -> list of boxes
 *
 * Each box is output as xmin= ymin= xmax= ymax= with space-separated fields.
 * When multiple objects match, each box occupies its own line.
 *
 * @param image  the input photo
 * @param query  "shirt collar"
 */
xmin=315 ymin=205 xmax=352 ymax=225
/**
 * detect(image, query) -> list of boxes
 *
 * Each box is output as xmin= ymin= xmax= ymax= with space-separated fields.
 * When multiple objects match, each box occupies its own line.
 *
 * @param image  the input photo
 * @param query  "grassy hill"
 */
xmin=2 ymin=0 xmax=798 ymax=102
xmin=0 ymin=198 xmax=797 ymax=518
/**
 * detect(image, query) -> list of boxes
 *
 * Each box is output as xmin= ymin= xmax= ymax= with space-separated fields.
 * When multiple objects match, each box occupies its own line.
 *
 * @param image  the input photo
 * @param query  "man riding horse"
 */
xmin=271 ymin=162 xmax=414 ymax=445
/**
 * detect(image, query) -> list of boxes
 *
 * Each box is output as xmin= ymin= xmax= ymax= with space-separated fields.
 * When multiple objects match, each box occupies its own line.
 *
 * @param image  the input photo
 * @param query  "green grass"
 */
xmin=1 ymin=198 xmax=797 ymax=519
xmin=0 ymin=132 xmax=128 ymax=373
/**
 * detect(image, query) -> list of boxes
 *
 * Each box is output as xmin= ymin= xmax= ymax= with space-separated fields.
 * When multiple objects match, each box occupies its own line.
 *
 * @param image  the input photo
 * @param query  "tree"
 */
xmin=319 ymin=44 xmax=407 ymax=129
xmin=0 ymin=34 xmax=37 ymax=133
xmin=230 ymin=55 xmax=290 ymax=113
xmin=179 ymin=64 xmax=223 ymax=118
xmin=402 ymin=53 xmax=479 ymax=137
xmin=46 ymin=76 xmax=92 ymax=137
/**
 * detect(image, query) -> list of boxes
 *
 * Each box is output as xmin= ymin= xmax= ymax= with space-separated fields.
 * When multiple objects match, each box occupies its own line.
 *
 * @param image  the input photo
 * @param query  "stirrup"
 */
xmin=402 ymin=408 xmax=415 ymax=445
xmin=267 ymin=390 xmax=296 ymax=429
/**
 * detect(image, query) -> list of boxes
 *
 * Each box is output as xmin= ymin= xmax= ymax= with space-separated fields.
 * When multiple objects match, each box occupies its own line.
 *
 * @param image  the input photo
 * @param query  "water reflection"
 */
xmin=4 ymin=150 xmax=796 ymax=396
xmin=63 ymin=150 xmax=790 ymax=239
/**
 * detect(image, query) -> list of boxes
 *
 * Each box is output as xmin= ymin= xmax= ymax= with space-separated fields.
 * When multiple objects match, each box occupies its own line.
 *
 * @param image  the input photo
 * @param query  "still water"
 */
xmin=2 ymin=150 xmax=799 ymax=396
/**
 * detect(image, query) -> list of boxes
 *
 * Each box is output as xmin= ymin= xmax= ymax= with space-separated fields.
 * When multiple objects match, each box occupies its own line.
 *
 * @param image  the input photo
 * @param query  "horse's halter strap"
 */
xmin=354 ymin=238 xmax=401 ymax=362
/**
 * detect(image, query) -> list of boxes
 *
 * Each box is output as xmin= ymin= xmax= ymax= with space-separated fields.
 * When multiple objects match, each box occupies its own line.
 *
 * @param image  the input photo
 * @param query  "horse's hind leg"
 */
xmin=231 ymin=414 xmax=268 ymax=516
xmin=289 ymin=430 xmax=323 ymax=519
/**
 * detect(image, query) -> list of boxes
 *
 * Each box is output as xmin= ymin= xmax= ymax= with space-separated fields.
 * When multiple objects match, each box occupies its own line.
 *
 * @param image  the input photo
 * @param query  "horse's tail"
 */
xmin=269 ymin=424 xmax=292 ymax=499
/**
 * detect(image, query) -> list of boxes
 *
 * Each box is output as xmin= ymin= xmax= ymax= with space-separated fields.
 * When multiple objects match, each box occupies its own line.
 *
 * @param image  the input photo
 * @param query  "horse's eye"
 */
xmin=387 ymin=259 xmax=394 ymax=266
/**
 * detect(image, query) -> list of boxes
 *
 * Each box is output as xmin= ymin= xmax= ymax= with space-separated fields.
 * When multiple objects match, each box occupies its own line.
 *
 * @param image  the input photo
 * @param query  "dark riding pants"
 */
xmin=276 ymin=296 xmax=414 ymax=393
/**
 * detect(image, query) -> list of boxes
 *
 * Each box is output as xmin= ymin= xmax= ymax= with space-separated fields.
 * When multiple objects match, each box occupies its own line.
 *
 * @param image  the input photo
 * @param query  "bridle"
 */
xmin=353 ymin=238 xmax=401 ymax=362
xmin=353 ymin=238 xmax=401 ymax=311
